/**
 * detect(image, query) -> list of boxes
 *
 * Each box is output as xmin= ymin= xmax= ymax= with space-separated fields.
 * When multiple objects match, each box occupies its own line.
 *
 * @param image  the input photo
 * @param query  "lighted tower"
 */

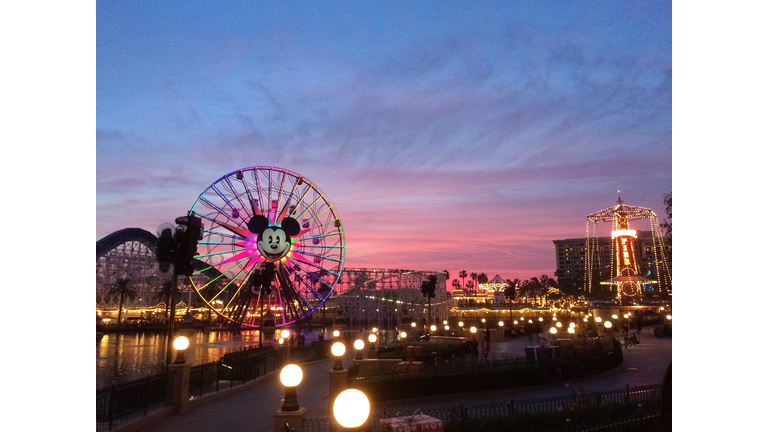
xmin=585 ymin=194 xmax=672 ymax=300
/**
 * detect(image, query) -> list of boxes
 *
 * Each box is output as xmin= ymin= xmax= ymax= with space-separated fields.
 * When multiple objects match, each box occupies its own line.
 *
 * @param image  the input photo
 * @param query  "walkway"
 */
xmin=142 ymin=328 xmax=671 ymax=432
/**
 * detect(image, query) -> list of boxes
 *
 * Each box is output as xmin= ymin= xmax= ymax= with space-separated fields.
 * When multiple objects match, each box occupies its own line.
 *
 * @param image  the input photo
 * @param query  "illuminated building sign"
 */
xmin=611 ymin=229 xmax=637 ymax=239
xmin=478 ymin=283 xmax=508 ymax=292
xmin=615 ymin=235 xmax=637 ymax=268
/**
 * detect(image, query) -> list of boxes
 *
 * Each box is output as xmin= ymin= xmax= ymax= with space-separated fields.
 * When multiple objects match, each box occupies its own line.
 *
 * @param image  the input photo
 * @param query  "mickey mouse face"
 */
xmin=257 ymin=226 xmax=292 ymax=261
xmin=247 ymin=215 xmax=301 ymax=262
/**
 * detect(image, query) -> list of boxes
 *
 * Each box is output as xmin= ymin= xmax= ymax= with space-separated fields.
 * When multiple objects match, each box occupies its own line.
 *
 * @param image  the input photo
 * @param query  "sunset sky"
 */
xmin=96 ymin=1 xmax=672 ymax=283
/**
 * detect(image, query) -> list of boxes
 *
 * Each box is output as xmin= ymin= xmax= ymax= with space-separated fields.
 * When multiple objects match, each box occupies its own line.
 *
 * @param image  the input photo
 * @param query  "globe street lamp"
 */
xmin=331 ymin=342 xmax=345 ymax=371
xmin=368 ymin=333 xmax=377 ymax=350
xmin=173 ymin=336 xmax=189 ymax=364
xmin=354 ymin=339 xmax=364 ymax=360
xmin=279 ymin=364 xmax=303 ymax=411
xmin=333 ymin=388 xmax=370 ymax=430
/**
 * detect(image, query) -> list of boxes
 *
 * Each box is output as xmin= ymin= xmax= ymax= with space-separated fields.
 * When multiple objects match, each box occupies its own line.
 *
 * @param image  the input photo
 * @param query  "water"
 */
xmin=96 ymin=328 xmax=326 ymax=389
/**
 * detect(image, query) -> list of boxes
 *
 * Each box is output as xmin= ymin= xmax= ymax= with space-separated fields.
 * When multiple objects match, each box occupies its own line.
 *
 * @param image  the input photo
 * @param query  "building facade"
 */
xmin=553 ymin=230 xmax=671 ymax=296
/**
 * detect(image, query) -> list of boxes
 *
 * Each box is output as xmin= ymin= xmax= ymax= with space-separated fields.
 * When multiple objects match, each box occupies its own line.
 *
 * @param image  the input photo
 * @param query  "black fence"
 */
xmin=96 ymin=373 xmax=168 ymax=432
xmin=96 ymin=341 xmax=331 ymax=432
xmin=302 ymin=383 xmax=663 ymax=432
xmin=349 ymin=344 xmax=623 ymax=401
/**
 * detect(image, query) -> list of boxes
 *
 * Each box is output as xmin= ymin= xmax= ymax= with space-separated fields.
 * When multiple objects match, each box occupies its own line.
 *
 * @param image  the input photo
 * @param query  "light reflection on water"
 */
xmin=96 ymin=328 xmax=318 ymax=389
xmin=96 ymin=328 xmax=402 ymax=389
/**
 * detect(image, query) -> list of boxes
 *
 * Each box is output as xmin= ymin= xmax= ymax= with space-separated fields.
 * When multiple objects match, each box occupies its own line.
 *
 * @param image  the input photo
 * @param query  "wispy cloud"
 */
xmin=96 ymin=2 xmax=671 ymax=281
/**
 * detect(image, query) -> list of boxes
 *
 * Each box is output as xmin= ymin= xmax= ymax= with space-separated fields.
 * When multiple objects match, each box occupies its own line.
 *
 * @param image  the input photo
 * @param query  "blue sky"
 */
xmin=96 ymin=1 xmax=672 ymax=281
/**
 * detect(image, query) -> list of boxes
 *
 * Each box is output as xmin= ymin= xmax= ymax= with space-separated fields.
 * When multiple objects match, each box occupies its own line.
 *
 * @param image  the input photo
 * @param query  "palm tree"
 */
xmin=478 ymin=273 xmax=488 ymax=285
xmin=443 ymin=270 xmax=450 ymax=281
xmin=108 ymin=278 xmax=136 ymax=327
xmin=470 ymin=273 xmax=478 ymax=294
xmin=459 ymin=270 xmax=467 ymax=289
xmin=451 ymin=279 xmax=461 ymax=291
xmin=154 ymin=280 xmax=180 ymax=321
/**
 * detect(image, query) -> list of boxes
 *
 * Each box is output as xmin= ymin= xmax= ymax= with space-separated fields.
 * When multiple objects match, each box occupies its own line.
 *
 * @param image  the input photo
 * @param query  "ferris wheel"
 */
xmin=187 ymin=167 xmax=345 ymax=328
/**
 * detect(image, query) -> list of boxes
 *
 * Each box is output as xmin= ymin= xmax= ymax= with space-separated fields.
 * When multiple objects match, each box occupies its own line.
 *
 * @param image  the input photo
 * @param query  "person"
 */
xmin=470 ymin=337 xmax=479 ymax=364
xmin=318 ymin=332 xmax=324 ymax=342
xmin=482 ymin=329 xmax=491 ymax=361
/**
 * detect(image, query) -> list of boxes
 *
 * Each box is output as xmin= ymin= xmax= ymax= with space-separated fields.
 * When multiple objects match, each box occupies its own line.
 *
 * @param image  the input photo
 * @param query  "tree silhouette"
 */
xmin=108 ymin=278 xmax=136 ymax=327
xmin=153 ymin=280 xmax=179 ymax=320
xmin=459 ymin=270 xmax=467 ymax=289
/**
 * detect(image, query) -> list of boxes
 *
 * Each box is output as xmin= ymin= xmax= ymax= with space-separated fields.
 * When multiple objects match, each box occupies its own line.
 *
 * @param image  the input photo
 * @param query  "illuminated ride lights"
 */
xmin=585 ymin=193 xmax=672 ymax=300
xmin=185 ymin=167 xmax=346 ymax=329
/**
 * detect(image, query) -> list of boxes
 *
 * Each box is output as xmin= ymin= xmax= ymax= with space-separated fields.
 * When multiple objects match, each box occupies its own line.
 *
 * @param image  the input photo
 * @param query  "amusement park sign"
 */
xmin=478 ymin=282 xmax=508 ymax=292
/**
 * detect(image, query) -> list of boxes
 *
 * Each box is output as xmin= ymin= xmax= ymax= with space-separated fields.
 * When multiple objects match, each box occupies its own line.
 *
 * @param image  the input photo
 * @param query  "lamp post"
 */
xmin=167 ymin=335 xmax=192 ymax=414
xmin=333 ymin=389 xmax=370 ymax=431
xmin=274 ymin=364 xmax=307 ymax=432
xmin=368 ymin=333 xmax=378 ymax=359
xmin=281 ymin=329 xmax=291 ymax=362
xmin=331 ymin=342 xmax=345 ymax=371
xmin=279 ymin=364 xmax=303 ymax=411
xmin=173 ymin=336 xmax=189 ymax=364
xmin=354 ymin=339 xmax=364 ymax=360
xmin=329 ymin=341 xmax=348 ymax=414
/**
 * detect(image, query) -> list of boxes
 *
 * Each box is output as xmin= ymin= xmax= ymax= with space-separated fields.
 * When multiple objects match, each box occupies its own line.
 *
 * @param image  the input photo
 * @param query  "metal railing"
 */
xmin=302 ymin=383 xmax=663 ymax=432
xmin=349 ymin=345 xmax=623 ymax=401
xmin=96 ymin=373 xmax=168 ymax=432
xmin=96 ymin=341 xmax=331 ymax=431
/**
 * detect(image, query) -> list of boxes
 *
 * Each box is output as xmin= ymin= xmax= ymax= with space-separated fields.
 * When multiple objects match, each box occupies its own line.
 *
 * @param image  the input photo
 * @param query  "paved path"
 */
xmin=143 ymin=328 xmax=671 ymax=432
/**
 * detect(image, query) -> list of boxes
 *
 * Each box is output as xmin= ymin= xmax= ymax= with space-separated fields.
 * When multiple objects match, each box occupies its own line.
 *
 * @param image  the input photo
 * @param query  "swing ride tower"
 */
xmin=585 ymin=196 xmax=672 ymax=301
